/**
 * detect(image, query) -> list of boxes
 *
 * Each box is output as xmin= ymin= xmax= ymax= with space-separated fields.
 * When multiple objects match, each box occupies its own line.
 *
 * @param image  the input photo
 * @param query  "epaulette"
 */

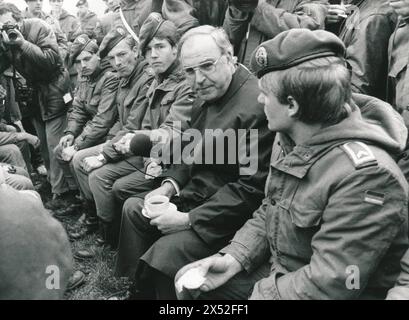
xmin=340 ymin=141 xmax=378 ymax=170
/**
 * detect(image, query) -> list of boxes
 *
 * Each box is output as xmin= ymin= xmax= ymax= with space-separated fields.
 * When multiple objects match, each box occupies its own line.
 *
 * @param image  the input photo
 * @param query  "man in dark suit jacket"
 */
xmin=114 ymin=25 xmax=274 ymax=299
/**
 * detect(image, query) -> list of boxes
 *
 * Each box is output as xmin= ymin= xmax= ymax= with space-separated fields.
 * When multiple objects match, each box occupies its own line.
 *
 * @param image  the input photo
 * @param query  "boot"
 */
xmin=94 ymin=220 xmax=108 ymax=247
xmin=68 ymin=200 xmax=99 ymax=241
xmin=74 ymin=219 xmax=109 ymax=260
xmin=46 ymin=190 xmax=81 ymax=212
xmin=95 ymin=219 xmax=119 ymax=248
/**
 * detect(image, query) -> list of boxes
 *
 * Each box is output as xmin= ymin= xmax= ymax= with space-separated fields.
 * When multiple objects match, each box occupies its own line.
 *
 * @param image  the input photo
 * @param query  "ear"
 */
xmin=171 ymin=45 xmax=178 ymax=56
xmin=287 ymin=96 xmax=299 ymax=118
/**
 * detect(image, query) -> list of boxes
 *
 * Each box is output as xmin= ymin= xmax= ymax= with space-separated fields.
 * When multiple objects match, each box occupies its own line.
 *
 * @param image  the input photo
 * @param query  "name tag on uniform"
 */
xmin=63 ymin=93 xmax=73 ymax=104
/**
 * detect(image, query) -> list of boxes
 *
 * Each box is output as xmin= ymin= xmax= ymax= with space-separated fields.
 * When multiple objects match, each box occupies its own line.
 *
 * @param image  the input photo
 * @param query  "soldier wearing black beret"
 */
xmin=175 ymin=29 xmax=409 ymax=301
xmin=68 ymin=33 xmax=99 ymax=66
xmin=250 ymin=28 xmax=346 ymax=78
xmin=138 ymin=12 xmax=180 ymax=57
xmin=70 ymin=23 xmax=155 ymax=251
xmin=99 ymin=27 xmax=127 ymax=59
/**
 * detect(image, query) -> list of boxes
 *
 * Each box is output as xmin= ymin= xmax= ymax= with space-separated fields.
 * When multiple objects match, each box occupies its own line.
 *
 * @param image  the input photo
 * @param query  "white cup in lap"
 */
xmin=144 ymin=195 xmax=170 ymax=218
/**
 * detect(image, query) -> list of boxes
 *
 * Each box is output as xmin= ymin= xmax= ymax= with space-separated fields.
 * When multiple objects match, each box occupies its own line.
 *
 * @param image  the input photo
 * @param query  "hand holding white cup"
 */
xmin=144 ymin=195 xmax=170 ymax=218
xmin=175 ymin=267 xmax=207 ymax=293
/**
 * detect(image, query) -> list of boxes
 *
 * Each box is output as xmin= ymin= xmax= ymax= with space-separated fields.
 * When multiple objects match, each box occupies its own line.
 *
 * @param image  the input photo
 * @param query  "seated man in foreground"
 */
xmin=175 ymin=29 xmax=409 ymax=300
xmin=0 ymin=169 xmax=73 ymax=299
xmin=115 ymin=25 xmax=274 ymax=299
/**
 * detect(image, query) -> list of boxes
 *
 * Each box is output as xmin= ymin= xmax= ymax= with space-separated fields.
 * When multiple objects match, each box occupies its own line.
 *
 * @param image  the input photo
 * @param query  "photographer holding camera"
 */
xmin=0 ymin=3 xmax=76 ymax=209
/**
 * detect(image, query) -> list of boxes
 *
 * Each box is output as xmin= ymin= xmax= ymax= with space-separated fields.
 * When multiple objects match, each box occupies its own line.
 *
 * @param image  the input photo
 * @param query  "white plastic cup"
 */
xmin=144 ymin=195 xmax=170 ymax=218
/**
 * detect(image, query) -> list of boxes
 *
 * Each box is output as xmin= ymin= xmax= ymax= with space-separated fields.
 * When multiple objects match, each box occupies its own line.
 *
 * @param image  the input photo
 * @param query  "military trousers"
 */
xmin=32 ymin=114 xmax=73 ymax=195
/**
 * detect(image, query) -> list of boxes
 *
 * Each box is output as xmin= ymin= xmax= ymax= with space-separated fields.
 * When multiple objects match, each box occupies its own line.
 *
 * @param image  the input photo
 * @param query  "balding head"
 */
xmin=179 ymin=26 xmax=236 ymax=102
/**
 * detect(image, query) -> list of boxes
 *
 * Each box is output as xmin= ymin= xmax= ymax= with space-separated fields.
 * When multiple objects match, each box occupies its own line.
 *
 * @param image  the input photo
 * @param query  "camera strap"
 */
xmin=240 ymin=12 xmax=254 ymax=64
xmin=9 ymin=50 xmax=19 ymax=95
xmin=119 ymin=7 xmax=139 ymax=42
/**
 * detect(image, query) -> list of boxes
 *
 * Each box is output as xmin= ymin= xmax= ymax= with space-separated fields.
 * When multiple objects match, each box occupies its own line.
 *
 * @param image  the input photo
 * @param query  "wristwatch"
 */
xmin=96 ymin=153 xmax=107 ymax=164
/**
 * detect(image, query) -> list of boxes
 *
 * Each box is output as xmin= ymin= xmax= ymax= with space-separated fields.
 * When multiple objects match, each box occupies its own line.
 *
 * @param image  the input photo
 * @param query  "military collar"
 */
xmin=88 ymin=65 xmax=104 ymax=82
xmin=120 ymin=58 xmax=147 ymax=88
xmin=156 ymin=60 xmax=184 ymax=84
xmin=272 ymin=133 xmax=344 ymax=179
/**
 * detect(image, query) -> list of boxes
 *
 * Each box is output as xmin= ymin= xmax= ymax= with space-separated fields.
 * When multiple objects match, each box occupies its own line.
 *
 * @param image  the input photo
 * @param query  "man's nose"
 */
xmin=114 ymin=56 xmax=122 ymax=67
xmin=150 ymin=48 xmax=159 ymax=58
xmin=195 ymin=69 xmax=206 ymax=84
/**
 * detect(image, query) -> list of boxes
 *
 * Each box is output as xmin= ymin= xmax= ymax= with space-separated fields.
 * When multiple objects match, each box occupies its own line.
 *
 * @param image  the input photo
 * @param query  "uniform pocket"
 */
xmin=88 ymin=96 xmax=101 ymax=111
xmin=276 ymin=198 xmax=323 ymax=261
xmin=289 ymin=205 xmax=322 ymax=228
xmin=160 ymin=93 xmax=176 ymax=110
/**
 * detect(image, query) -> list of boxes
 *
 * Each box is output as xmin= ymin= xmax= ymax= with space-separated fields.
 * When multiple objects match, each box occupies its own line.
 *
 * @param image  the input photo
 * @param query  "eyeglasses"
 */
xmin=183 ymin=55 xmax=224 ymax=77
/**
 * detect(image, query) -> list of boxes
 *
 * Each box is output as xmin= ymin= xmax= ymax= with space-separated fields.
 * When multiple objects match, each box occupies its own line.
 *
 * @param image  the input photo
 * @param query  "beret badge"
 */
xmin=255 ymin=47 xmax=268 ymax=68
xmin=77 ymin=36 xmax=87 ymax=45
xmin=116 ymin=27 xmax=126 ymax=36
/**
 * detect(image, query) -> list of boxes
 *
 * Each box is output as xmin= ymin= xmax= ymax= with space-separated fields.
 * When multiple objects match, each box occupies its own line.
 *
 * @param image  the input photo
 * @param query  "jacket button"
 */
xmin=270 ymin=199 xmax=276 ymax=206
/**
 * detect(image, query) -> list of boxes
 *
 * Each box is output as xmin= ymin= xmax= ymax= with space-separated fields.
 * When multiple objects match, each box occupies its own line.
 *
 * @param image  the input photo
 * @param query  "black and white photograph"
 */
xmin=1 ymin=0 xmax=409 ymax=307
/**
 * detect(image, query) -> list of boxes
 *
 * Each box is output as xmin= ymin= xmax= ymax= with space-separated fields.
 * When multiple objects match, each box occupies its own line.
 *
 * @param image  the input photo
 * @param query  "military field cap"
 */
xmin=76 ymin=0 xmax=88 ymax=7
xmin=99 ymin=27 xmax=128 ymax=59
xmin=70 ymin=34 xmax=99 ymax=63
xmin=139 ymin=12 xmax=179 ymax=56
xmin=250 ymin=29 xmax=346 ymax=79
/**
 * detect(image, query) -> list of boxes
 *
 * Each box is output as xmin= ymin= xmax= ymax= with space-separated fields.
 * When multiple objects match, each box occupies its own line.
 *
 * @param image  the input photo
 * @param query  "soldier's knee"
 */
xmin=122 ymin=197 xmax=147 ymax=225
xmin=6 ymin=144 xmax=21 ymax=156
xmin=0 ymin=144 xmax=23 ymax=164
xmin=5 ymin=174 xmax=34 ymax=191
xmin=123 ymin=197 xmax=141 ymax=215
xmin=112 ymin=179 xmax=128 ymax=202
xmin=72 ymin=150 xmax=86 ymax=174
xmin=88 ymin=167 xmax=107 ymax=191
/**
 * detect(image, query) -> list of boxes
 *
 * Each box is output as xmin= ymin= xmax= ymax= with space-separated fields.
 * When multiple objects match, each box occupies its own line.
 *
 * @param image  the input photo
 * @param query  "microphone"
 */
xmin=129 ymin=133 xmax=153 ymax=157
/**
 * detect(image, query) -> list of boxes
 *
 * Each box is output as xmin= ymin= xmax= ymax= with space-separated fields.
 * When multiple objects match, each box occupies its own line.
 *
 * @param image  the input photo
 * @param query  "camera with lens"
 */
xmin=15 ymin=84 xmax=34 ymax=105
xmin=1 ymin=23 xmax=19 ymax=41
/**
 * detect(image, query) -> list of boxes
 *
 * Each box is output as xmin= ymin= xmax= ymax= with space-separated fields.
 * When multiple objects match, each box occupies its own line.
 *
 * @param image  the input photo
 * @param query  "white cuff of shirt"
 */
xmin=162 ymin=178 xmax=180 ymax=197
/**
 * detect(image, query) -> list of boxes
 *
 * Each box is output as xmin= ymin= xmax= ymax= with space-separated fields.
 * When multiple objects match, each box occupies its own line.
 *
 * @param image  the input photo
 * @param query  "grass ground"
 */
xmin=34 ymin=173 xmax=131 ymax=300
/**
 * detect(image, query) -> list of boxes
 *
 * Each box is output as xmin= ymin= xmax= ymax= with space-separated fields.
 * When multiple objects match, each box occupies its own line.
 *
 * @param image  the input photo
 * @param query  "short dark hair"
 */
xmin=0 ymin=3 xmax=23 ymax=22
xmin=260 ymin=56 xmax=351 ymax=126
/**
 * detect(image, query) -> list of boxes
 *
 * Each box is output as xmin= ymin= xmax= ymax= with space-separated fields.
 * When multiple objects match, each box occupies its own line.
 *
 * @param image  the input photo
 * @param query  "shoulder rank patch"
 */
xmin=255 ymin=47 xmax=268 ymax=68
xmin=364 ymin=190 xmax=385 ymax=206
xmin=341 ymin=142 xmax=377 ymax=169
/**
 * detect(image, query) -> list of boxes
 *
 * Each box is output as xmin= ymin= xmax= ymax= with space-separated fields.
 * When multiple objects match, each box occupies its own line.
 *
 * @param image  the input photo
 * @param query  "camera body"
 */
xmin=15 ymin=84 xmax=34 ymax=105
xmin=1 ymin=23 xmax=19 ymax=41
